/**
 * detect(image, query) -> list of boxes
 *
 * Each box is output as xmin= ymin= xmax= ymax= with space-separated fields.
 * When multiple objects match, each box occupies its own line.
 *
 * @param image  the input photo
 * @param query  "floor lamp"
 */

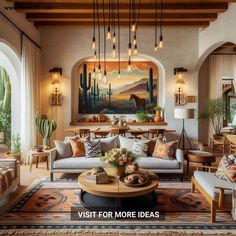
xmin=174 ymin=108 xmax=195 ymax=151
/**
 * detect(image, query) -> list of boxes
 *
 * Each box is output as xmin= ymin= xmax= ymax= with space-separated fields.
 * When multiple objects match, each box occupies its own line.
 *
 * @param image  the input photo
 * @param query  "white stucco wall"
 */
xmin=40 ymin=26 xmax=199 ymax=141
xmin=199 ymin=3 xmax=236 ymax=63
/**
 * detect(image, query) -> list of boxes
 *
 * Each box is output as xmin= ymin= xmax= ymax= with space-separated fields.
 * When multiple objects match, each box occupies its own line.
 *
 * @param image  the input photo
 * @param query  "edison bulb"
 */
xmin=158 ymin=40 xmax=163 ymax=49
xmin=103 ymin=72 xmax=108 ymax=84
xmin=133 ymin=35 xmax=137 ymax=45
xmin=93 ymin=51 xmax=97 ymax=59
xmin=154 ymin=43 xmax=158 ymax=51
xmin=117 ymin=71 xmax=121 ymax=78
xmin=131 ymin=23 xmax=136 ymax=32
xmin=107 ymin=27 xmax=111 ymax=40
xmin=133 ymin=45 xmax=138 ymax=55
xmin=128 ymin=43 xmax=132 ymax=56
xmin=112 ymin=33 xmax=116 ymax=43
xmin=112 ymin=44 xmax=116 ymax=58
xmin=91 ymin=37 xmax=96 ymax=50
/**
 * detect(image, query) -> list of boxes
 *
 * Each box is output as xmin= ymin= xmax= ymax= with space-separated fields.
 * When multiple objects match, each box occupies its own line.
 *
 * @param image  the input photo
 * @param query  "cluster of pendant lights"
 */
xmin=91 ymin=0 xmax=164 ymax=84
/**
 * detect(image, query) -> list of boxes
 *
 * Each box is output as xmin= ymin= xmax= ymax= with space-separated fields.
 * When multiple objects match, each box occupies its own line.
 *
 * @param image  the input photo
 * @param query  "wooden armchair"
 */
xmin=225 ymin=134 xmax=236 ymax=155
xmin=210 ymin=134 xmax=225 ymax=154
xmin=192 ymin=165 xmax=234 ymax=222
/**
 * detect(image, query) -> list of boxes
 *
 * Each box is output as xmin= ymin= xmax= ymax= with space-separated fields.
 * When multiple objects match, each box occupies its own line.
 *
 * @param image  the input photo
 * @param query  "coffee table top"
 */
xmin=78 ymin=169 xmax=159 ymax=198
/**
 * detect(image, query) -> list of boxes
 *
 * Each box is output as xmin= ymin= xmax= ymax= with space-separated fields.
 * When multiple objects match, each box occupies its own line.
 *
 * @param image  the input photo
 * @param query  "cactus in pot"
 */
xmin=35 ymin=112 xmax=57 ymax=148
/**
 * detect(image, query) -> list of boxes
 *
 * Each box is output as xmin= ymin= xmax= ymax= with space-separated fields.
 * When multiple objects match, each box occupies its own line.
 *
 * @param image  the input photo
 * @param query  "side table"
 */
xmin=29 ymin=150 xmax=50 ymax=172
xmin=185 ymin=150 xmax=216 ymax=176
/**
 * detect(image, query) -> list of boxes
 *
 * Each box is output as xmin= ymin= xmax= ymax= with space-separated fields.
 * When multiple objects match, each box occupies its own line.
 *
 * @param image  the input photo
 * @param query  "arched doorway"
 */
xmin=0 ymin=40 xmax=21 ymax=149
xmin=198 ymin=42 xmax=236 ymax=144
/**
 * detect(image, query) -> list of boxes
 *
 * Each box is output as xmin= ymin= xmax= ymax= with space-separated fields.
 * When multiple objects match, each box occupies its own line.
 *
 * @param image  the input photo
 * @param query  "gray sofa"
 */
xmin=49 ymin=136 xmax=184 ymax=181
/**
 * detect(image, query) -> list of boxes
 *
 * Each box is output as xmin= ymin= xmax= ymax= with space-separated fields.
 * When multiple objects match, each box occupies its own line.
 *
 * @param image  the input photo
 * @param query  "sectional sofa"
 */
xmin=49 ymin=136 xmax=184 ymax=181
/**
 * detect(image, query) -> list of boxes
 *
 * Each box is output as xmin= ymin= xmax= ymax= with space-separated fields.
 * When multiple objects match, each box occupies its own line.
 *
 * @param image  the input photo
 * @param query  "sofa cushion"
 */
xmin=69 ymin=138 xmax=85 ymax=157
xmin=152 ymin=140 xmax=178 ymax=160
xmin=137 ymin=157 xmax=180 ymax=169
xmin=215 ymin=155 xmax=236 ymax=183
xmin=84 ymin=140 xmax=102 ymax=158
xmin=53 ymin=157 xmax=104 ymax=169
xmin=54 ymin=140 xmax=72 ymax=159
xmin=119 ymin=136 xmax=135 ymax=151
xmin=132 ymin=139 xmax=149 ymax=157
xmin=194 ymin=171 xmax=235 ymax=202
xmin=94 ymin=136 xmax=119 ymax=153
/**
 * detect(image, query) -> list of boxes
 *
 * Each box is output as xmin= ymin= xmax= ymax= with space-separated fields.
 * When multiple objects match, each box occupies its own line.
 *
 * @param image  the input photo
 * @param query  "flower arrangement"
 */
xmin=101 ymin=148 xmax=136 ymax=167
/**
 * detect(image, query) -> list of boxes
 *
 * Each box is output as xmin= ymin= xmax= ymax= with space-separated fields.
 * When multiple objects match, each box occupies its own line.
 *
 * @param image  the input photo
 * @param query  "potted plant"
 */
xmin=198 ymin=97 xmax=224 ymax=136
xmin=101 ymin=148 xmax=137 ymax=177
xmin=35 ymin=112 xmax=57 ymax=148
xmin=5 ymin=134 xmax=21 ymax=162
xmin=153 ymin=106 xmax=164 ymax=122
xmin=136 ymin=111 xmax=150 ymax=122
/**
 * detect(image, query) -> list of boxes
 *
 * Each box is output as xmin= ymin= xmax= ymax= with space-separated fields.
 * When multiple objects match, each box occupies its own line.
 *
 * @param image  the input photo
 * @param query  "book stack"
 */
xmin=86 ymin=172 xmax=109 ymax=184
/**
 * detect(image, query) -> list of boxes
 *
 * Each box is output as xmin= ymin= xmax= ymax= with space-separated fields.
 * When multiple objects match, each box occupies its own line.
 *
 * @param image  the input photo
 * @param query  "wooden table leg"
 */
xmin=46 ymin=155 xmax=49 ymax=170
xmin=186 ymin=160 xmax=190 ymax=176
xmin=29 ymin=154 xmax=33 ymax=172
xmin=36 ymin=156 xmax=39 ymax=168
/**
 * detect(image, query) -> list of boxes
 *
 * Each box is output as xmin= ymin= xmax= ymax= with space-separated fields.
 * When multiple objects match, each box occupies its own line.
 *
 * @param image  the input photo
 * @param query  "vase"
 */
xmin=154 ymin=110 xmax=162 ymax=122
xmin=108 ymin=166 xmax=126 ymax=177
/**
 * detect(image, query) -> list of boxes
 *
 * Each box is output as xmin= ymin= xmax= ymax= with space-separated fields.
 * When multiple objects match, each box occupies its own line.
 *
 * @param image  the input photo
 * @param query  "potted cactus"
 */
xmin=35 ymin=112 xmax=57 ymax=148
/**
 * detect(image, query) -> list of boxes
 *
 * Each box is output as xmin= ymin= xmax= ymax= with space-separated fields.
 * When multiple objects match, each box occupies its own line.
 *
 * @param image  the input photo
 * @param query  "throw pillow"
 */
xmin=215 ymin=155 xmax=236 ymax=183
xmin=94 ymin=136 xmax=119 ymax=153
xmin=54 ymin=140 xmax=72 ymax=159
xmin=119 ymin=136 xmax=135 ymax=152
xmin=84 ymin=140 xmax=102 ymax=158
xmin=132 ymin=139 xmax=149 ymax=157
xmin=141 ymin=136 xmax=161 ymax=156
xmin=68 ymin=139 xmax=85 ymax=157
xmin=152 ymin=140 xmax=178 ymax=160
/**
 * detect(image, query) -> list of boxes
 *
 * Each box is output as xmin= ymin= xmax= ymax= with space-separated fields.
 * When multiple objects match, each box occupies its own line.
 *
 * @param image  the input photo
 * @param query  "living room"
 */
xmin=1 ymin=0 xmax=236 ymax=235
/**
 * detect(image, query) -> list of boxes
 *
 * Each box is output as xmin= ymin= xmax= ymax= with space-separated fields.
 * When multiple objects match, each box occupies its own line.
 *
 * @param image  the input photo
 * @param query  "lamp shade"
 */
xmin=174 ymin=108 xmax=195 ymax=119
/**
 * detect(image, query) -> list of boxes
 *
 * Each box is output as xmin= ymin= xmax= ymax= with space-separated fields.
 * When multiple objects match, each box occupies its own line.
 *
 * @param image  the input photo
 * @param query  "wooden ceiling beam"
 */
xmin=14 ymin=2 xmax=228 ymax=14
xmin=34 ymin=20 xmax=209 ymax=27
xmin=26 ymin=12 xmax=217 ymax=22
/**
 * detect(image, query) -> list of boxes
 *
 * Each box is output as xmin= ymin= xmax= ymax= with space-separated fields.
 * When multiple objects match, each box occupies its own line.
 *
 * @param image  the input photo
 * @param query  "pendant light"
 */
xmin=112 ymin=0 xmax=116 ymax=58
xmin=96 ymin=0 xmax=102 ymax=81
xmin=92 ymin=61 xmax=96 ymax=80
xmin=158 ymin=0 xmax=164 ymax=49
xmin=117 ymin=0 xmax=121 ymax=78
xmin=154 ymin=0 xmax=158 ymax=51
xmin=107 ymin=0 xmax=111 ymax=40
xmin=133 ymin=0 xmax=141 ymax=55
xmin=103 ymin=0 xmax=108 ymax=84
xmin=91 ymin=0 xmax=96 ymax=50
xmin=127 ymin=57 xmax=132 ymax=72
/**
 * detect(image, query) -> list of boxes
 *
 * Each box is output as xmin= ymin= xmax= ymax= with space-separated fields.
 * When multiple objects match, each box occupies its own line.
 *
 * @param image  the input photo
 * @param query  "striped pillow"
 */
xmin=132 ymin=139 xmax=149 ymax=157
xmin=215 ymin=155 xmax=236 ymax=183
xmin=84 ymin=140 xmax=102 ymax=158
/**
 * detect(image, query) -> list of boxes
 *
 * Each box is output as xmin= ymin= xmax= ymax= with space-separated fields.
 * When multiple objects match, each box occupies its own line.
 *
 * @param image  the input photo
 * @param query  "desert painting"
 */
xmin=78 ymin=61 xmax=158 ymax=114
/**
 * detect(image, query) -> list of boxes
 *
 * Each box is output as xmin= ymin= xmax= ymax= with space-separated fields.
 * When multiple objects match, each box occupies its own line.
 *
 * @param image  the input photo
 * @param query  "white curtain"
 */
xmin=21 ymin=36 xmax=41 ymax=164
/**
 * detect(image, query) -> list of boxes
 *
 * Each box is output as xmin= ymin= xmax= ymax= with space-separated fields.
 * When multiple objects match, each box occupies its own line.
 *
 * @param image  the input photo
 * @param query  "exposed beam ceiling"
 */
xmin=6 ymin=0 xmax=236 ymax=27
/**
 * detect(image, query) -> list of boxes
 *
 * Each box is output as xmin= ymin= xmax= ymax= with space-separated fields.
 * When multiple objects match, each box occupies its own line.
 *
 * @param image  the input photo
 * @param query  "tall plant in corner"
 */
xmin=35 ymin=112 xmax=57 ymax=148
xmin=198 ymin=97 xmax=224 ymax=134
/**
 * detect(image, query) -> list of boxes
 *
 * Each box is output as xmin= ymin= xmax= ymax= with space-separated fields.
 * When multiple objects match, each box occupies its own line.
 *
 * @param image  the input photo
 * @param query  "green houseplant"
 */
xmin=198 ymin=97 xmax=224 ymax=135
xmin=136 ymin=111 xmax=150 ymax=122
xmin=35 ymin=112 xmax=57 ymax=148
xmin=5 ymin=134 xmax=21 ymax=162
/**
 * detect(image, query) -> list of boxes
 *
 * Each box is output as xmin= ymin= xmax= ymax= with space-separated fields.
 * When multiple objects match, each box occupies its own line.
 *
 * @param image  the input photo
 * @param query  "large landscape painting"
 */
xmin=78 ymin=61 xmax=158 ymax=114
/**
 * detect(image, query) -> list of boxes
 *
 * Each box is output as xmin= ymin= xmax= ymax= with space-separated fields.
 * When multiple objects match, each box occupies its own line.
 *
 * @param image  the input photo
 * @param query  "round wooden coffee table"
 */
xmin=78 ymin=170 xmax=159 ymax=211
xmin=185 ymin=150 xmax=216 ymax=175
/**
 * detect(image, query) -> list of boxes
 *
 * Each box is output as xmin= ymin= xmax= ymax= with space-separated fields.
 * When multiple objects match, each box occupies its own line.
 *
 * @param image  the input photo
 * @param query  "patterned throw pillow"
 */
xmin=84 ymin=140 xmax=102 ymax=158
xmin=152 ymin=140 xmax=178 ymax=160
xmin=54 ymin=140 xmax=72 ymax=159
xmin=132 ymin=139 xmax=149 ymax=157
xmin=119 ymin=136 xmax=135 ymax=152
xmin=95 ymin=136 xmax=119 ymax=153
xmin=215 ymin=155 xmax=236 ymax=183
xmin=69 ymin=139 xmax=85 ymax=157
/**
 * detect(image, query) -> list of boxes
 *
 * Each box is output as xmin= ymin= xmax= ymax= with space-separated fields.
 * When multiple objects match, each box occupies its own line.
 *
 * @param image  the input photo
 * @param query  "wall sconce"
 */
xmin=49 ymin=67 xmax=63 ymax=106
xmin=174 ymin=67 xmax=188 ymax=106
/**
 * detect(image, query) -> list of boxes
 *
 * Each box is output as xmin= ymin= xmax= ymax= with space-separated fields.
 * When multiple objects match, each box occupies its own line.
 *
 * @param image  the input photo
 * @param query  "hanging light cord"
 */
xmin=155 ymin=0 xmax=157 ymax=44
xmin=160 ymin=0 xmax=163 ymax=37
xmin=134 ymin=0 xmax=141 ymax=39
xmin=103 ymin=0 xmax=106 ymax=72
xmin=96 ymin=0 xmax=101 ymax=67
xmin=108 ymin=0 xmax=111 ymax=30
xmin=118 ymin=0 xmax=120 ymax=73
xmin=129 ymin=0 xmax=131 ymax=44
xmin=93 ymin=0 xmax=95 ymax=39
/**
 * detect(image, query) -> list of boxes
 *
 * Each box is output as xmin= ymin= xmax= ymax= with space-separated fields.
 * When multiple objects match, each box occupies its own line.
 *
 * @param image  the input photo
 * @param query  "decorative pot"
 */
xmin=154 ymin=110 xmax=162 ymax=122
xmin=108 ymin=166 xmax=126 ymax=177
xmin=43 ymin=138 xmax=50 ymax=148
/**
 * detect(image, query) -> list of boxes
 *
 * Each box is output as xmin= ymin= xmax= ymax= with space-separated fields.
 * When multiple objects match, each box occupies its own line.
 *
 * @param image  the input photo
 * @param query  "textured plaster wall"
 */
xmin=40 ymin=26 xmax=199 ymax=142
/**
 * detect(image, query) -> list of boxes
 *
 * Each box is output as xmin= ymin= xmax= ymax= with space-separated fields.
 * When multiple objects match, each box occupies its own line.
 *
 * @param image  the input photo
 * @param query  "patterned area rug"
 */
xmin=0 ymin=179 xmax=235 ymax=234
